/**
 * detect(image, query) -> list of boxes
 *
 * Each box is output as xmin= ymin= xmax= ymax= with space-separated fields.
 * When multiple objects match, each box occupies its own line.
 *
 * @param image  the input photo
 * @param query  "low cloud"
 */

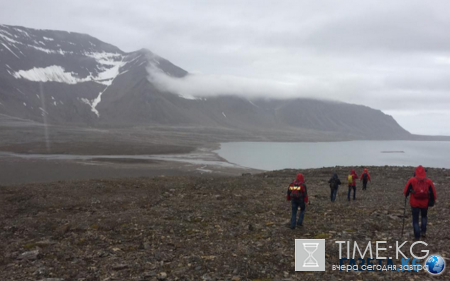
xmin=147 ymin=62 xmax=450 ymax=108
xmin=148 ymin=65 xmax=335 ymax=100
xmin=147 ymin=63 xmax=384 ymax=103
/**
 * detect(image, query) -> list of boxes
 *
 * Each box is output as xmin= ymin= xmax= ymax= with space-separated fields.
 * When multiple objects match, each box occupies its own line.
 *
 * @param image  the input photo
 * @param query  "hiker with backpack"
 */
xmin=287 ymin=173 xmax=309 ymax=229
xmin=347 ymin=170 xmax=358 ymax=201
xmin=328 ymin=174 xmax=341 ymax=202
xmin=403 ymin=165 xmax=437 ymax=240
xmin=360 ymin=168 xmax=371 ymax=190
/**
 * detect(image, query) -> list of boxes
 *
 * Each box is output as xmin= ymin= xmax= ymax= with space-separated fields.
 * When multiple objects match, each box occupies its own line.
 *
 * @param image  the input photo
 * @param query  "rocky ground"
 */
xmin=0 ymin=166 xmax=449 ymax=280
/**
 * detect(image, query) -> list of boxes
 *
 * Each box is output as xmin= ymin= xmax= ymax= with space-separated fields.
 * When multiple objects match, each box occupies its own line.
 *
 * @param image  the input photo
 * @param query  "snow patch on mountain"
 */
xmin=27 ymin=44 xmax=72 ymax=55
xmin=0 ymin=28 xmax=13 ymax=37
xmin=247 ymin=99 xmax=259 ymax=108
xmin=15 ymin=28 xmax=31 ymax=38
xmin=81 ymin=98 xmax=92 ymax=107
xmin=80 ymin=88 xmax=107 ymax=117
xmin=0 ymin=31 xmax=72 ymax=56
xmin=12 ymin=65 xmax=90 ymax=84
xmin=11 ymin=53 xmax=127 ymax=86
xmin=84 ymin=51 xmax=121 ymax=62
xmin=96 ymin=61 xmax=125 ymax=86
xmin=77 ymin=54 xmax=127 ymax=116
xmin=39 ymin=107 xmax=48 ymax=115
xmin=90 ymin=91 xmax=105 ymax=117
xmin=84 ymin=52 xmax=126 ymax=86
xmin=1 ymin=43 xmax=20 ymax=58
xmin=0 ymin=33 xmax=21 ymax=44
xmin=86 ymin=64 xmax=126 ymax=117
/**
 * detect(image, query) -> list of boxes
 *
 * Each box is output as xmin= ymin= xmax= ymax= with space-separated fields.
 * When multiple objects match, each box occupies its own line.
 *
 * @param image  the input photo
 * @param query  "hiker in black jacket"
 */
xmin=328 ymin=174 xmax=341 ymax=202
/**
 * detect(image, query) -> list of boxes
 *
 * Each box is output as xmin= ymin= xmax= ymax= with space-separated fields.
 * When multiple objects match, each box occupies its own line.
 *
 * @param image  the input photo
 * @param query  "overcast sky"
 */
xmin=1 ymin=0 xmax=450 ymax=135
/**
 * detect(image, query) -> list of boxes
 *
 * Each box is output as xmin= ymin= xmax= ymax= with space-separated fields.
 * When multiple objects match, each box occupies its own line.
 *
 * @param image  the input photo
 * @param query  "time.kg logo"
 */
xmin=295 ymin=239 xmax=326 ymax=271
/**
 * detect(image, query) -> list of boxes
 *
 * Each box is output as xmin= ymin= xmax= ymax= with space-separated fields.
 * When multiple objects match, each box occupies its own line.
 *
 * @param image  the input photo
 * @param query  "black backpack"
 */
xmin=362 ymin=173 xmax=368 ymax=182
xmin=329 ymin=178 xmax=337 ymax=189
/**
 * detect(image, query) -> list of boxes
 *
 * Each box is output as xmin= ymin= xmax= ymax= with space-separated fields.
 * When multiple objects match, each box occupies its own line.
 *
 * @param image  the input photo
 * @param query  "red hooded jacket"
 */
xmin=287 ymin=173 xmax=309 ymax=203
xmin=360 ymin=168 xmax=371 ymax=182
xmin=403 ymin=166 xmax=437 ymax=208
xmin=349 ymin=170 xmax=358 ymax=186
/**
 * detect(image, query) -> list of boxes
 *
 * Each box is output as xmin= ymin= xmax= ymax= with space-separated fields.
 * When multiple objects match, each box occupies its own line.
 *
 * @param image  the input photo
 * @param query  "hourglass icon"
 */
xmin=303 ymin=243 xmax=319 ymax=267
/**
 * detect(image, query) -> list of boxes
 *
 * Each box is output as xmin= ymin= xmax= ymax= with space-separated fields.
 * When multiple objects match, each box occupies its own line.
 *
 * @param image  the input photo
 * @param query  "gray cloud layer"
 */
xmin=2 ymin=0 xmax=450 ymax=135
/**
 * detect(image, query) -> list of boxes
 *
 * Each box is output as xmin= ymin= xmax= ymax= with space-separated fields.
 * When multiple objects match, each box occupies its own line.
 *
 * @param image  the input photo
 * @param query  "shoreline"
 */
xmin=0 ymin=145 xmax=261 ymax=186
xmin=2 ymin=134 xmax=450 ymax=185
xmin=3 ymin=140 xmax=450 ymax=185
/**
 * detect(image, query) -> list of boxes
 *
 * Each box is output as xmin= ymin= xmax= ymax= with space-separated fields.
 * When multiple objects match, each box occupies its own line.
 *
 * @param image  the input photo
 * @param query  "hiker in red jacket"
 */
xmin=360 ymin=168 xmax=371 ymax=190
xmin=287 ymin=173 xmax=309 ymax=229
xmin=403 ymin=165 xmax=437 ymax=240
xmin=347 ymin=169 xmax=358 ymax=201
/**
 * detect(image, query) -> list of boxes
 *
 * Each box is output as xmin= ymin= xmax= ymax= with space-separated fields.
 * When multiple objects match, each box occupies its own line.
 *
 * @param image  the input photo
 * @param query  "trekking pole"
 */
xmin=401 ymin=196 xmax=407 ymax=237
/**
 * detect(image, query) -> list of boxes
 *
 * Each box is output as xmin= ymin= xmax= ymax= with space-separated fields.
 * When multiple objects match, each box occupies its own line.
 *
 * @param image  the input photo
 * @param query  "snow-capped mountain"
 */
xmin=0 ymin=24 xmax=187 ymax=125
xmin=0 ymin=24 xmax=411 ymax=139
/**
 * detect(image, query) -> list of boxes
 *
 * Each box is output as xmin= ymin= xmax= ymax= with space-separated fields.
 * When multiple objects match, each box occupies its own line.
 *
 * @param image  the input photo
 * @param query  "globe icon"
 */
xmin=425 ymin=255 xmax=445 ymax=275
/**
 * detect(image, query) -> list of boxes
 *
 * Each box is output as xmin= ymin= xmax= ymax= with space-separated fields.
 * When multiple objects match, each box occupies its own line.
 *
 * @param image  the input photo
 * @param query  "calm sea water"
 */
xmin=215 ymin=141 xmax=450 ymax=170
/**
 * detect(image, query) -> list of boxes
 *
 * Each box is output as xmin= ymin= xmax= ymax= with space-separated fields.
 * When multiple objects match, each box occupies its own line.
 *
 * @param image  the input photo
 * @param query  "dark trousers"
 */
xmin=348 ymin=185 xmax=356 ymax=200
xmin=330 ymin=187 xmax=338 ymax=202
xmin=291 ymin=200 xmax=305 ymax=228
xmin=362 ymin=181 xmax=368 ymax=190
xmin=411 ymin=207 xmax=428 ymax=239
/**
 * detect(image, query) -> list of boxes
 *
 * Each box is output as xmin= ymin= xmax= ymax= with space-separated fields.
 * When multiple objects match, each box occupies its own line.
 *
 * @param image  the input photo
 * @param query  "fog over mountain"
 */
xmin=148 ymin=66 xmax=333 ymax=101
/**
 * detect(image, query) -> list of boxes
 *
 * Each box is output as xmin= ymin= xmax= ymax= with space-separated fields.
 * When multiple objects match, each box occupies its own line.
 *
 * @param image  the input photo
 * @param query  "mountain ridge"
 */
xmin=0 ymin=24 xmax=416 ymax=140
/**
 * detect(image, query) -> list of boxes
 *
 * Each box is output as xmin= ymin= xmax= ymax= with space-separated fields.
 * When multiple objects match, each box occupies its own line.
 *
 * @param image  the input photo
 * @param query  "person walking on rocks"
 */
xmin=360 ymin=168 xmax=371 ymax=190
xmin=347 ymin=169 xmax=358 ymax=201
xmin=403 ymin=165 xmax=437 ymax=240
xmin=328 ymin=174 xmax=341 ymax=202
xmin=287 ymin=173 xmax=309 ymax=229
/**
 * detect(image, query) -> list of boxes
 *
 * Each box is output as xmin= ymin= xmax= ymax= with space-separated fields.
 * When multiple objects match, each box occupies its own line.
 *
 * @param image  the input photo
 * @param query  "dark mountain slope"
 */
xmin=0 ymin=24 xmax=412 ymax=140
